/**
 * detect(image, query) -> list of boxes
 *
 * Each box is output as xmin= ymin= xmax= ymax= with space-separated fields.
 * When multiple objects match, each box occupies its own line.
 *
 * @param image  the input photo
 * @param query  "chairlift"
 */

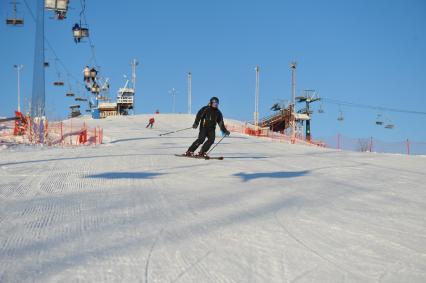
xmin=72 ymin=23 xmax=89 ymax=43
xmin=91 ymin=83 xmax=100 ymax=94
xmin=270 ymin=103 xmax=281 ymax=112
xmin=66 ymin=92 xmax=74 ymax=97
xmin=375 ymin=114 xmax=384 ymax=125
xmin=6 ymin=0 xmax=24 ymax=26
xmin=44 ymin=62 xmax=50 ymax=67
xmin=384 ymin=117 xmax=395 ymax=129
xmin=381 ymin=115 xmax=395 ymax=129
xmin=89 ymin=67 xmax=97 ymax=80
xmin=45 ymin=0 xmax=69 ymax=20
xmin=337 ymin=109 xmax=344 ymax=121
xmin=318 ymin=104 xmax=324 ymax=113
xmin=52 ymin=59 xmax=65 ymax=86
xmin=83 ymin=66 xmax=91 ymax=81
xmin=75 ymin=97 xmax=87 ymax=102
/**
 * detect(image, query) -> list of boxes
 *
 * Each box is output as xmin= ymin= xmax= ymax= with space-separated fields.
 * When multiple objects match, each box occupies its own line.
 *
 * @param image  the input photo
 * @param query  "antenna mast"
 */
xmin=290 ymin=61 xmax=297 ymax=141
xmin=188 ymin=72 xmax=192 ymax=114
xmin=130 ymin=59 xmax=138 ymax=114
xmin=254 ymin=66 xmax=260 ymax=130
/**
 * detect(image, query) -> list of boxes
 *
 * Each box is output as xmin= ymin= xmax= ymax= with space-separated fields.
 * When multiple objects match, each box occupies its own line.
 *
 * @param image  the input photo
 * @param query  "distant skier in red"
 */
xmin=185 ymin=97 xmax=230 ymax=157
xmin=146 ymin=117 xmax=155 ymax=128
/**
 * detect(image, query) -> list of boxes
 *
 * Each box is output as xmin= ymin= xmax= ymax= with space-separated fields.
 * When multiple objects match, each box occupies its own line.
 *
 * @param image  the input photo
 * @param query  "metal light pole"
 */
xmin=14 ymin=64 xmax=23 ymax=112
xmin=290 ymin=61 xmax=297 ymax=141
xmin=187 ymin=72 xmax=192 ymax=114
xmin=169 ymin=88 xmax=177 ymax=113
xmin=130 ymin=59 xmax=139 ymax=114
xmin=254 ymin=66 xmax=260 ymax=129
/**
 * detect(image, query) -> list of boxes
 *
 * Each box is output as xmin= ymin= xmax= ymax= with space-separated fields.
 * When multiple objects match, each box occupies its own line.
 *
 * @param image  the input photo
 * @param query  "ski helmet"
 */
xmin=210 ymin=97 xmax=219 ymax=104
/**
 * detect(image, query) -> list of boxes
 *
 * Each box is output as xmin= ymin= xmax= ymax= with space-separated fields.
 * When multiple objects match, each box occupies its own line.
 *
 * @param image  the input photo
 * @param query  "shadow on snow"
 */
xmin=234 ymin=170 xmax=310 ymax=182
xmin=86 ymin=172 xmax=164 ymax=179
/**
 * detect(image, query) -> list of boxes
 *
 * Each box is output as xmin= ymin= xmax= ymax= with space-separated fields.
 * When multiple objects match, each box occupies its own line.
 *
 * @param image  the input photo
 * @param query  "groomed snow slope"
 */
xmin=0 ymin=114 xmax=425 ymax=283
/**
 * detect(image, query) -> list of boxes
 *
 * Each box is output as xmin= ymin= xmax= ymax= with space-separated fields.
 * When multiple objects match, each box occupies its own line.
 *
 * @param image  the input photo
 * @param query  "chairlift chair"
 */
xmin=44 ymin=62 xmax=50 ymax=67
xmin=375 ymin=114 xmax=384 ymax=125
xmin=69 ymin=104 xmax=80 ymax=109
xmin=91 ymin=84 xmax=100 ymax=94
xmin=66 ymin=92 xmax=74 ymax=97
xmin=72 ymin=23 xmax=89 ymax=43
xmin=337 ymin=111 xmax=344 ymax=121
xmin=318 ymin=105 xmax=324 ymax=113
xmin=45 ymin=0 xmax=69 ymax=20
xmin=6 ymin=18 xmax=24 ymax=26
xmin=89 ymin=68 xmax=97 ymax=80
xmin=383 ymin=115 xmax=395 ymax=129
xmin=53 ymin=81 xmax=64 ymax=86
xmin=6 ymin=0 xmax=24 ymax=26
xmin=83 ymin=66 xmax=91 ymax=81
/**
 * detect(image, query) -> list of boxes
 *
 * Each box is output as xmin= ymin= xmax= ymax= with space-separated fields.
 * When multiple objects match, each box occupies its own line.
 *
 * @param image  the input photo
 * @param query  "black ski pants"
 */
xmin=188 ymin=127 xmax=215 ymax=153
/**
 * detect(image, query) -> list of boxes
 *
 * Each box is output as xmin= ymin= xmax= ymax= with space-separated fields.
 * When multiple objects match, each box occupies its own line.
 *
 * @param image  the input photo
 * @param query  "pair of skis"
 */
xmin=174 ymin=154 xmax=224 ymax=160
xmin=159 ymin=127 xmax=226 ymax=160
xmin=175 ymin=135 xmax=226 ymax=160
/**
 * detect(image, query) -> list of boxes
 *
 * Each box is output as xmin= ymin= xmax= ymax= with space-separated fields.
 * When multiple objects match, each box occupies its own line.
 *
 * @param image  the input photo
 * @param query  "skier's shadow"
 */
xmin=86 ymin=172 xmax=164 ymax=179
xmin=224 ymin=156 xmax=269 ymax=160
xmin=234 ymin=170 xmax=309 ymax=182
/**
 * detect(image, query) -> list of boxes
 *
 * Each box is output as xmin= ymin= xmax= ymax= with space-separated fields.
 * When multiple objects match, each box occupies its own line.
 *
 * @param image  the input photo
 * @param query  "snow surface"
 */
xmin=0 ymin=114 xmax=425 ymax=283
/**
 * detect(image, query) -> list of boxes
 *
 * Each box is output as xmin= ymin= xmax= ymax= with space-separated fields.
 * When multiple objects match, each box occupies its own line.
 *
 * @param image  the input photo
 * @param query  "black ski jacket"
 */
xmin=194 ymin=106 xmax=228 ymax=132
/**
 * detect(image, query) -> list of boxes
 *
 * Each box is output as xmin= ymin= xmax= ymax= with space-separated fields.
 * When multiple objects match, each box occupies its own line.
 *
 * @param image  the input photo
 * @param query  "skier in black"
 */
xmin=186 ymin=97 xmax=230 ymax=157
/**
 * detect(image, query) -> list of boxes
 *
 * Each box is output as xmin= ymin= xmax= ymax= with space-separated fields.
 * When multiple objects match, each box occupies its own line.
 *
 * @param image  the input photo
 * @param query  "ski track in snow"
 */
xmin=0 ymin=114 xmax=425 ymax=283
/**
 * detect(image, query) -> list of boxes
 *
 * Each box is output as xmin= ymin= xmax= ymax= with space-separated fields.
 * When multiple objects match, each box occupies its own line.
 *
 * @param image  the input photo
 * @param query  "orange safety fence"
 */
xmin=225 ymin=122 xmax=326 ymax=148
xmin=0 ymin=119 xmax=103 ymax=147
xmin=225 ymin=122 xmax=426 ymax=155
xmin=44 ymin=120 xmax=103 ymax=146
xmin=320 ymin=134 xmax=426 ymax=155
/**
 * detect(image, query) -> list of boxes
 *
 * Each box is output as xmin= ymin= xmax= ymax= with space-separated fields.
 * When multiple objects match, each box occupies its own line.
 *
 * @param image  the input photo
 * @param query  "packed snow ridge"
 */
xmin=0 ymin=114 xmax=425 ymax=282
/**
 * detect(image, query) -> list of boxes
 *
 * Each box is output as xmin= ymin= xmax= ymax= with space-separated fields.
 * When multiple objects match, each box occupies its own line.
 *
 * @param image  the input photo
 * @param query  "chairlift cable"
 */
xmin=321 ymin=97 xmax=426 ymax=116
xmin=79 ymin=0 xmax=99 ymax=69
xmin=22 ymin=0 xmax=88 ymax=89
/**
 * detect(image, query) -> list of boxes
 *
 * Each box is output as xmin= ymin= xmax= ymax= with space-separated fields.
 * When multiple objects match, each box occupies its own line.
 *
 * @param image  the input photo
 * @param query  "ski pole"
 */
xmin=207 ymin=135 xmax=227 ymax=155
xmin=159 ymin=127 xmax=192 ymax=136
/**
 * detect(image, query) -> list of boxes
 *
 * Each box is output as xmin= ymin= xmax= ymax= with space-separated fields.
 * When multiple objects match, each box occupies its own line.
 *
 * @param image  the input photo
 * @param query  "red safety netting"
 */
xmin=226 ymin=122 xmax=425 ymax=155
xmin=0 ymin=118 xmax=103 ymax=147
xmin=225 ymin=122 xmax=326 ymax=147
xmin=319 ymin=134 xmax=426 ymax=155
xmin=46 ymin=120 xmax=103 ymax=146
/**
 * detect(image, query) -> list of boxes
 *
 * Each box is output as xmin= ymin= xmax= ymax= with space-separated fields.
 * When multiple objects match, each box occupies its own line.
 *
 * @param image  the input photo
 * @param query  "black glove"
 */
xmin=224 ymin=130 xmax=230 ymax=136
xmin=192 ymin=123 xmax=198 ymax=129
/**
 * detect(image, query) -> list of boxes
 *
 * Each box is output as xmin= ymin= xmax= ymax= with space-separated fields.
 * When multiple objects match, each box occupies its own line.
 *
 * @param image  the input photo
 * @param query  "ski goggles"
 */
xmin=211 ymin=101 xmax=219 ymax=106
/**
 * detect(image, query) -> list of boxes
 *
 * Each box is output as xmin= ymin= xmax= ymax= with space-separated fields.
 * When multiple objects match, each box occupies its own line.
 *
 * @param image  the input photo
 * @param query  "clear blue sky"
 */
xmin=1 ymin=0 xmax=425 ymax=141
